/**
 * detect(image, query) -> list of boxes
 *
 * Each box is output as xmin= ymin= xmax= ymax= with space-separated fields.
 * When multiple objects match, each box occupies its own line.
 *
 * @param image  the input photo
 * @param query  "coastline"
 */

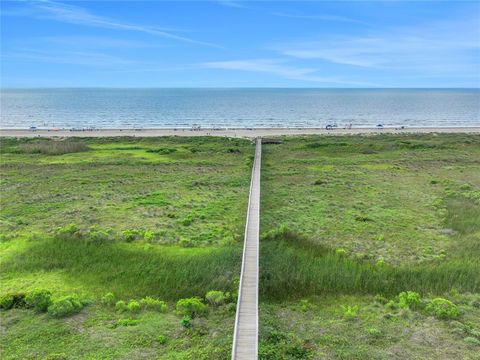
xmin=1 ymin=126 xmax=479 ymax=139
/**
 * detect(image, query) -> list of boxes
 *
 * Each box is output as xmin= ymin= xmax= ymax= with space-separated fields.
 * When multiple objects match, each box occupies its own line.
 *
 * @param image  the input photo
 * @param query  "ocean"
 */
xmin=1 ymin=88 xmax=479 ymax=129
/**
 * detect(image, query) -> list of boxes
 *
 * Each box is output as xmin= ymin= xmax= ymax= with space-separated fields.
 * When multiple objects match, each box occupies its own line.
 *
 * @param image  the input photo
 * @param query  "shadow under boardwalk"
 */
xmin=231 ymin=138 xmax=261 ymax=360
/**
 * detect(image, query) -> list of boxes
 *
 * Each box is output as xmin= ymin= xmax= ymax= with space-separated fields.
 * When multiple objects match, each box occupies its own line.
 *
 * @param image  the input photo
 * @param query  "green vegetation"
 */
xmin=1 ymin=136 xmax=252 ymax=247
xmin=259 ymin=134 xmax=480 ymax=358
xmin=426 ymin=298 xmax=459 ymax=319
xmin=1 ymin=134 xmax=479 ymax=359
xmin=25 ymin=289 xmax=52 ymax=312
xmin=205 ymin=290 xmax=227 ymax=306
xmin=115 ymin=300 xmax=127 ymax=313
xmin=175 ymin=297 xmax=208 ymax=318
xmin=262 ymin=134 xmax=480 ymax=262
xmin=140 ymin=296 xmax=168 ymax=312
xmin=259 ymin=292 xmax=480 ymax=359
xmin=0 ymin=136 xmax=252 ymax=358
xmin=47 ymin=295 xmax=85 ymax=318
xmin=17 ymin=139 xmax=90 ymax=155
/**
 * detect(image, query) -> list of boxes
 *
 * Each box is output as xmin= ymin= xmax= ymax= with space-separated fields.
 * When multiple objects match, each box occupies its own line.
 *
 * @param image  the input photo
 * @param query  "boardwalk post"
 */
xmin=231 ymin=138 xmax=261 ymax=360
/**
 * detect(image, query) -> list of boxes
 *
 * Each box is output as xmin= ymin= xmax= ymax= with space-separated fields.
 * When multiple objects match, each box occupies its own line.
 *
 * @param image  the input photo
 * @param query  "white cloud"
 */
xmin=4 ymin=49 xmax=135 ymax=67
xmin=276 ymin=17 xmax=480 ymax=74
xmin=272 ymin=11 xmax=366 ymax=25
xmin=7 ymin=0 xmax=220 ymax=48
xmin=36 ymin=36 xmax=158 ymax=49
xmin=213 ymin=0 xmax=246 ymax=8
xmin=202 ymin=59 xmax=377 ymax=85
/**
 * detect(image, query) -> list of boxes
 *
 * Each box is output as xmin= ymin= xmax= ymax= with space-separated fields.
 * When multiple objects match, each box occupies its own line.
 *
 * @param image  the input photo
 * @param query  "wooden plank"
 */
xmin=231 ymin=138 xmax=261 ymax=360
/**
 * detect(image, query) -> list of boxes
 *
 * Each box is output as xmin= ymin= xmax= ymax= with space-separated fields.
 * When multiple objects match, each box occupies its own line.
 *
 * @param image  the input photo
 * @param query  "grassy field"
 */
xmin=1 ymin=134 xmax=479 ymax=359
xmin=259 ymin=133 xmax=480 ymax=359
xmin=0 ymin=137 xmax=253 ymax=359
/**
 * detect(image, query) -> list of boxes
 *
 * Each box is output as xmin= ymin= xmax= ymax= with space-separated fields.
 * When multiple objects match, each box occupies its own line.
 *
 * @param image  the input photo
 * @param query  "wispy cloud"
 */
xmin=36 ymin=36 xmax=159 ymax=49
xmin=3 ymin=49 xmax=135 ymax=67
xmin=276 ymin=17 xmax=480 ymax=74
xmin=6 ymin=0 xmax=220 ymax=48
xmin=272 ymin=11 xmax=366 ymax=25
xmin=202 ymin=59 xmax=376 ymax=85
xmin=213 ymin=0 xmax=246 ymax=8
xmin=3 ymin=48 xmax=196 ymax=74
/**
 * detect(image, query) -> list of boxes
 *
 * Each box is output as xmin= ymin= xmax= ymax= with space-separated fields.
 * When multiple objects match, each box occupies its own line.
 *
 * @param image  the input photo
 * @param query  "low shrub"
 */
xmin=367 ymin=327 xmax=382 ymax=338
xmin=48 ymin=295 xmax=83 ymax=318
xmin=55 ymin=224 xmax=80 ymax=239
xmin=179 ymin=216 xmax=194 ymax=226
xmin=157 ymin=335 xmax=167 ymax=345
xmin=176 ymin=297 xmax=207 ymax=318
xmin=146 ymin=148 xmax=177 ymax=155
xmin=115 ymin=300 xmax=127 ymax=313
xmin=354 ymin=214 xmax=373 ymax=222
xmin=376 ymin=258 xmax=386 ymax=267
xmin=86 ymin=227 xmax=112 ymax=244
xmin=127 ymin=300 xmax=141 ymax=313
xmin=116 ymin=318 xmax=139 ymax=327
xmin=205 ymin=290 xmax=226 ymax=306
xmin=299 ymin=299 xmax=312 ymax=312
xmin=374 ymin=294 xmax=388 ymax=305
xmin=426 ymin=298 xmax=459 ymax=319
xmin=305 ymin=142 xmax=328 ymax=148
xmin=397 ymin=291 xmax=423 ymax=310
xmin=226 ymin=148 xmax=241 ymax=154
xmin=261 ymin=224 xmax=298 ymax=242
xmin=122 ymin=229 xmax=142 ymax=242
xmin=0 ymin=293 xmax=26 ymax=310
xmin=179 ymin=238 xmax=194 ymax=247
xmin=143 ymin=230 xmax=155 ymax=242
xmin=464 ymin=337 xmax=480 ymax=346
xmin=101 ymin=292 xmax=116 ymax=307
xmin=181 ymin=315 xmax=192 ymax=328
xmin=0 ymin=294 xmax=15 ymax=310
xmin=341 ymin=305 xmax=359 ymax=320
xmin=140 ymin=297 xmax=168 ymax=312
xmin=313 ymin=179 xmax=327 ymax=186
xmin=385 ymin=300 xmax=398 ymax=310
xmin=25 ymin=289 xmax=52 ymax=312
xmin=245 ymin=154 xmax=254 ymax=163
xmin=260 ymin=330 xmax=313 ymax=359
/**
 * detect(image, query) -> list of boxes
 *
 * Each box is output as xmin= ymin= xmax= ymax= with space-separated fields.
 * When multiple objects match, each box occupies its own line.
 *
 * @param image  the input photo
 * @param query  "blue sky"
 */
xmin=1 ymin=0 xmax=479 ymax=87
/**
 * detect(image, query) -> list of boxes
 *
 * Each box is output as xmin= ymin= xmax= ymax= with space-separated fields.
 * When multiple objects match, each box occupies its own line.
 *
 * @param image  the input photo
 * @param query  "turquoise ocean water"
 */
xmin=1 ymin=88 xmax=479 ymax=129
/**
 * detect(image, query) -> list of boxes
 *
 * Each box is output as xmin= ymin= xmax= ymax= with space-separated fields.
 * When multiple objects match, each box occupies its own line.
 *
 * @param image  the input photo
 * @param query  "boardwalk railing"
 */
xmin=231 ymin=138 xmax=261 ymax=360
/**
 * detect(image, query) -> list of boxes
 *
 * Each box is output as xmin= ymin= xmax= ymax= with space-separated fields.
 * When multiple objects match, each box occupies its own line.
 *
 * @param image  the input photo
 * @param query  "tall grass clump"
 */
xmin=20 ymin=140 xmax=90 ymax=155
xmin=260 ymin=225 xmax=479 ymax=300
xmin=1 ymin=235 xmax=241 ymax=300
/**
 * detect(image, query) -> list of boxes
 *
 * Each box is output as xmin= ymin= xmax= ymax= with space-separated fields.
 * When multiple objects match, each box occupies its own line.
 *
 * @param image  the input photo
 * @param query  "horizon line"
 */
xmin=2 ymin=86 xmax=479 ymax=90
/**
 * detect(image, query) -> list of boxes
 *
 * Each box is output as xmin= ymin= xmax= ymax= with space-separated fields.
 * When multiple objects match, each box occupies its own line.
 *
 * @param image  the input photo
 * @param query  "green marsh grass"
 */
xmin=18 ymin=139 xmax=90 ymax=155
xmin=1 ymin=235 xmax=241 ymax=299
xmin=260 ymin=134 xmax=480 ymax=299
xmin=261 ymin=133 xmax=480 ymax=264
xmin=261 ymin=234 xmax=479 ymax=300
xmin=0 ymin=136 xmax=253 ymax=246
xmin=258 ymin=134 xmax=480 ymax=359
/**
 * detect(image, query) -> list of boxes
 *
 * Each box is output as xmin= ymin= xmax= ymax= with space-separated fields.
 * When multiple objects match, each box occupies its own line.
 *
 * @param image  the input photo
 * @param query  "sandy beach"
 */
xmin=1 ymin=127 xmax=479 ymax=139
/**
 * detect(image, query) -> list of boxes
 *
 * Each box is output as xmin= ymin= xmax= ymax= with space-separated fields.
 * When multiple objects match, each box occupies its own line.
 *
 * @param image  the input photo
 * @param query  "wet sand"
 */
xmin=1 ymin=127 xmax=479 ymax=139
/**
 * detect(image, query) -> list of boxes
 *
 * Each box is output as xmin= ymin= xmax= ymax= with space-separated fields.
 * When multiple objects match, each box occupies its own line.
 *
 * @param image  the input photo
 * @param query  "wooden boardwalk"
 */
xmin=231 ymin=138 xmax=261 ymax=360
